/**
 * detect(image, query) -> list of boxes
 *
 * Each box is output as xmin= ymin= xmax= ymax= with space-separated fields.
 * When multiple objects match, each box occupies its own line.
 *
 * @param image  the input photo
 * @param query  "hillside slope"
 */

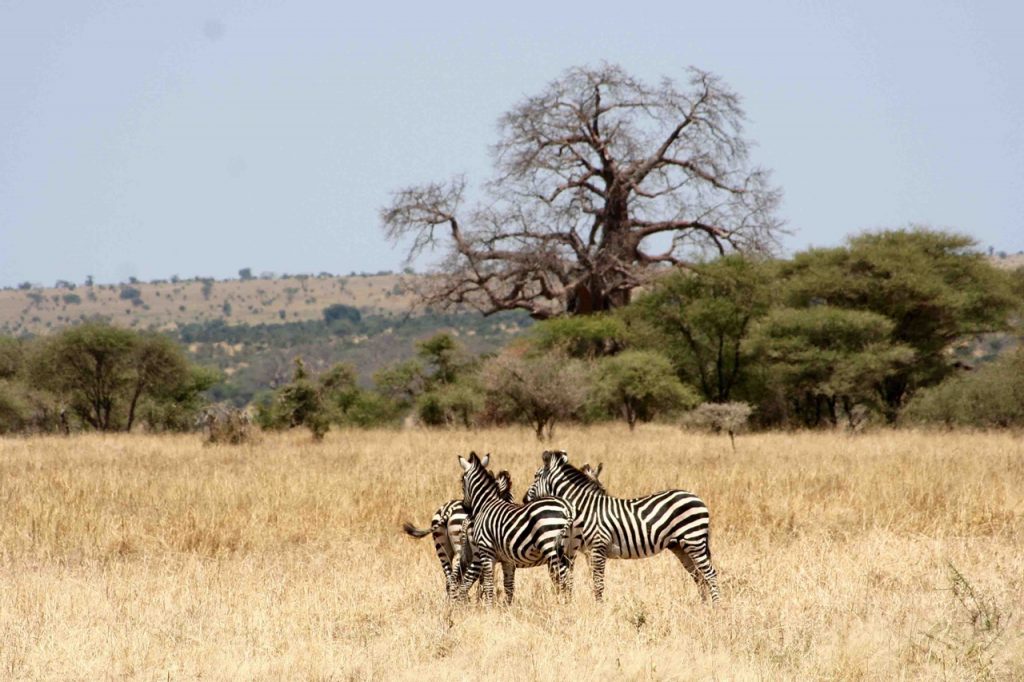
xmin=0 ymin=274 xmax=418 ymax=335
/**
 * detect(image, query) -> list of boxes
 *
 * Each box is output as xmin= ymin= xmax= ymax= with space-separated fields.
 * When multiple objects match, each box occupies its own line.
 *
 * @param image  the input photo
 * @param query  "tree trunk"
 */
xmin=126 ymin=381 xmax=145 ymax=432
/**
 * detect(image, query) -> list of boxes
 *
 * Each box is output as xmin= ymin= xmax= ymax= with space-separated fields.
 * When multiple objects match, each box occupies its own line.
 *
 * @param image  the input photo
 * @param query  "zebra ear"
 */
xmin=541 ymin=450 xmax=552 ymax=465
xmin=595 ymin=462 xmax=603 ymax=478
xmin=458 ymin=456 xmax=471 ymax=472
xmin=480 ymin=453 xmax=490 ymax=468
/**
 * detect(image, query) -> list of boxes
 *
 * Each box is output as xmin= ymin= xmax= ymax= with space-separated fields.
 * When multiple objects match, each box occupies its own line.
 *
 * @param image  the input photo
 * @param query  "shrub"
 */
xmin=902 ymin=351 xmax=1024 ymax=428
xmin=683 ymin=402 xmax=754 ymax=450
xmin=592 ymin=350 xmax=700 ymax=429
xmin=203 ymin=406 xmax=258 ymax=445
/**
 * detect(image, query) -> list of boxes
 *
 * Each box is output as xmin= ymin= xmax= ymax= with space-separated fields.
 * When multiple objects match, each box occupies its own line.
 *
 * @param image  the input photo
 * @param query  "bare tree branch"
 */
xmin=380 ymin=63 xmax=784 ymax=318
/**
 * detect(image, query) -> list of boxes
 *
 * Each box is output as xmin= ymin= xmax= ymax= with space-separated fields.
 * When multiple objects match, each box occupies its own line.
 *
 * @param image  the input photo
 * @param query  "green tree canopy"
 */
xmin=528 ymin=314 xmax=628 ymax=359
xmin=750 ymin=306 xmax=915 ymax=427
xmin=629 ymin=255 xmax=775 ymax=402
xmin=28 ymin=323 xmax=202 ymax=432
xmin=780 ymin=228 xmax=1015 ymax=419
xmin=592 ymin=350 xmax=699 ymax=430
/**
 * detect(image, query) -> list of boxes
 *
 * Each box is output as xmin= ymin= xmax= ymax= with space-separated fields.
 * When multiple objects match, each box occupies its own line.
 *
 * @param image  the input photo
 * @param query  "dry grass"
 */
xmin=1 ymin=426 xmax=1022 ymax=680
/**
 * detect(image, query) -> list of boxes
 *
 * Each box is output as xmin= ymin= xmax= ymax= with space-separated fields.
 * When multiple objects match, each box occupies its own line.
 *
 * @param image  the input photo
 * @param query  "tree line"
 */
xmin=1 ymin=227 xmax=1020 ymax=438
xmin=253 ymin=227 xmax=1023 ymax=439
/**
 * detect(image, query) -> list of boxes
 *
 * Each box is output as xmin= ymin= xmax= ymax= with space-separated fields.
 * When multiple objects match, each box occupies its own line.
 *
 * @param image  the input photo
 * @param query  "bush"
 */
xmin=203 ymin=406 xmax=258 ymax=445
xmin=592 ymin=350 xmax=699 ymax=430
xmin=683 ymin=402 xmax=753 ymax=449
xmin=119 ymin=286 xmax=142 ymax=303
xmin=416 ymin=380 xmax=484 ymax=428
xmin=902 ymin=351 xmax=1024 ymax=428
xmin=481 ymin=349 xmax=589 ymax=440
xmin=323 ymin=304 xmax=361 ymax=325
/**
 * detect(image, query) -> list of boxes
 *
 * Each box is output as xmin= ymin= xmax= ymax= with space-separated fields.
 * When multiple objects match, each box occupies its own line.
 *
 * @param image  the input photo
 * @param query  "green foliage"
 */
xmin=238 ymin=268 xmax=253 ymax=280
xmin=529 ymin=314 xmax=628 ymax=359
xmin=62 ymin=293 xmax=82 ymax=305
xmin=322 ymin=304 xmax=361 ymax=325
xmin=342 ymin=391 xmax=403 ymax=427
xmin=27 ymin=323 xmax=204 ymax=432
xmin=416 ymin=332 xmax=471 ymax=386
xmin=592 ymin=350 xmax=699 ymax=429
xmin=0 ymin=381 xmax=65 ymax=434
xmin=902 ymin=351 xmax=1024 ymax=428
xmin=781 ymin=229 xmax=1016 ymax=419
xmin=272 ymin=358 xmax=330 ymax=440
xmin=139 ymin=366 xmax=221 ymax=432
xmin=750 ymin=307 xmax=915 ymax=427
xmin=630 ymin=256 xmax=775 ymax=402
xmin=372 ymin=359 xmax=425 ymax=406
xmin=0 ymin=337 xmax=24 ymax=379
xmin=259 ymin=359 xmax=402 ymax=436
xmin=416 ymin=378 xmax=484 ymax=427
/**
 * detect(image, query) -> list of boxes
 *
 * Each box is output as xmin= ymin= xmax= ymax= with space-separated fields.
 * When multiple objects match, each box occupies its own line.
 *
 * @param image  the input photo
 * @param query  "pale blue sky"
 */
xmin=1 ymin=1 xmax=1021 ymax=287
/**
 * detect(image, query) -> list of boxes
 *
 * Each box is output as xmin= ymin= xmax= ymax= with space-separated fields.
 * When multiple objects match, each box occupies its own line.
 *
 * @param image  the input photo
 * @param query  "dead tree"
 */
xmin=382 ymin=64 xmax=783 ymax=319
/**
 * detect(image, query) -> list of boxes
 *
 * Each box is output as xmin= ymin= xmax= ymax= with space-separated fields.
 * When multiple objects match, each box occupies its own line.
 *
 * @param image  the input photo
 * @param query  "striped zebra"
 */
xmin=403 ymin=470 xmax=514 ymax=597
xmin=524 ymin=450 xmax=720 ymax=604
xmin=456 ymin=452 xmax=579 ymax=605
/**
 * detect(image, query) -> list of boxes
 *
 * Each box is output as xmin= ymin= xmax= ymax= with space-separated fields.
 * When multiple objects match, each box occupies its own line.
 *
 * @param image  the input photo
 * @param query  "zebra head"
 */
xmin=522 ymin=450 xmax=569 ymax=503
xmin=458 ymin=451 xmax=494 ymax=513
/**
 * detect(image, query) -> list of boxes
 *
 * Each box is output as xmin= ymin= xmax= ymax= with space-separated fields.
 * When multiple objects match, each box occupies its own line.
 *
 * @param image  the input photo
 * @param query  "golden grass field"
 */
xmin=1 ymin=426 xmax=1021 ymax=680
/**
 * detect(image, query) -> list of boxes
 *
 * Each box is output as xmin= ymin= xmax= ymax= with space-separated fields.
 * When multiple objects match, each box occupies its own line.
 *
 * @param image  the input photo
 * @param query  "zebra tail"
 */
xmin=402 ymin=522 xmax=431 ymax=538
xmin=555 ymin=517 xmax=576 ymax=563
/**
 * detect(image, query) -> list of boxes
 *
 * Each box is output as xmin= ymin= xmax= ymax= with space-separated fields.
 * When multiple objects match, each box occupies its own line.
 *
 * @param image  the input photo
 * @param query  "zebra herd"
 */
xmin=403 ymin=449 xmax=720 ymax=605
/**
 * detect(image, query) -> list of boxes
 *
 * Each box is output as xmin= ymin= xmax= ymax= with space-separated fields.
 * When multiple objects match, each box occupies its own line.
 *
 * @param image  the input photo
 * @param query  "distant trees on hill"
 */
xmin=1 ymin=227 xmax=1021 ymax=436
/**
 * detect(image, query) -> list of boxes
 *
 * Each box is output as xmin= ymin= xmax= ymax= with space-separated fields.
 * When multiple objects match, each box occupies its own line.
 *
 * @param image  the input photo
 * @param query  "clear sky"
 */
xmin=1 ymin=1 xmax=1021 ymax=287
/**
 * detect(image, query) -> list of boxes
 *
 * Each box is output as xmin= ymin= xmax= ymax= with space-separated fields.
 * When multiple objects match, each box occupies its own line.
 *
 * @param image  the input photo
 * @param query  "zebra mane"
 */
xmin=557 ymin=460 xmax=607 ymax=495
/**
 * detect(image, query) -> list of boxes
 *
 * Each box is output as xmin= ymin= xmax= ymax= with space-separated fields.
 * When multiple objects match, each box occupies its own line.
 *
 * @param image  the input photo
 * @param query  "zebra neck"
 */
xmin=555 ymin=478 xmax=604 ymax=499
xmin=467 ymin=488 xmax=500 ymax=509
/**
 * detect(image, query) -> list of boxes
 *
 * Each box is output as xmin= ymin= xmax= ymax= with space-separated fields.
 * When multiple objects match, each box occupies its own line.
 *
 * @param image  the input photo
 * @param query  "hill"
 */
xmin=0 ymin=273 xmax=420 ymax=335
xmin=0 ymin=273 xmax=533 ymax=405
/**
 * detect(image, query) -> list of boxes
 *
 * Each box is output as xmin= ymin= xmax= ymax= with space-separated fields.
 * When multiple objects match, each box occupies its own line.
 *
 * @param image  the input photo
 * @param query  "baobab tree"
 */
xmin=381 ymin=63 xmax=783 ymax=318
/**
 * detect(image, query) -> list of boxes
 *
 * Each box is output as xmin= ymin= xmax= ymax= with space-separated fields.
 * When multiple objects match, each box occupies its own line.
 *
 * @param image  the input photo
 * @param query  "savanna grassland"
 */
xmin=1 ymin=427 xmax=1021 ymax=680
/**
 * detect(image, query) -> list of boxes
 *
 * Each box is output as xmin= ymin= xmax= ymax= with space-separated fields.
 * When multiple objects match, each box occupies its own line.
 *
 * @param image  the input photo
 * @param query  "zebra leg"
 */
xmin=669 ymin=545 xmax=706 ymax=600
xmin=501 ymin=561 xmax=516 ymax=604
xmin=480 ymin=557 xmax=496 ymax=606
xmin=434 ymin=529 xmax=456 ymax=598
xmin=679 ymin=539 xmax=720 ymax=605
xmin=457 ymin=556 xmax=483 ymax=603
xmin=590 ymin=544 xmax=608 ymax=602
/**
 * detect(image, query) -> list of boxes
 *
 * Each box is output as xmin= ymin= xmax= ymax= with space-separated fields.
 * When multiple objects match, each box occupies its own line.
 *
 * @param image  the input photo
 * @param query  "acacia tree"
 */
xmin=593 ymin=350 xmax=699 ymax=430
xmin=629 ymin=255 xmax=774 ymax=402
xmin=780 ymin=229 xmax=1016 ymax=420
xmin=382 ymin=64 xmax=782 ymax=318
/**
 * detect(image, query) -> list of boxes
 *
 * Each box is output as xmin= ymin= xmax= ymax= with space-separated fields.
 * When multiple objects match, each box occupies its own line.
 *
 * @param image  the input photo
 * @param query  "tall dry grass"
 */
xmin=0 ymin=426 xmax=1021 ymax=680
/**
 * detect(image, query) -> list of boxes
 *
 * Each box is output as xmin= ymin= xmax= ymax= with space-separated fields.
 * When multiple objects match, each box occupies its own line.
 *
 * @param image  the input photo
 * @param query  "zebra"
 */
xmin=403 ymin=470 xmax=514 ymax=598
xmin=524 ymin=450 xmax=720 ymax=604
xmin=581 ymin=462 xmax=603 ymax=483
xmin=456 ymin=451 xmax=579 ymax=605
